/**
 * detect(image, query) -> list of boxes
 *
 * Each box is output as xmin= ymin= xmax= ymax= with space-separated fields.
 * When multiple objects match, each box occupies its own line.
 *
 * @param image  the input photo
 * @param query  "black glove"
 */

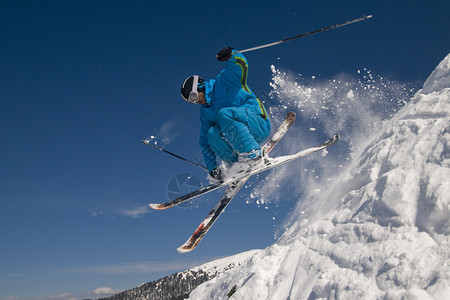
xmin=216 ymin=47 xmax=233 ymax=61
xmin=209 ymin=168 xmax=223 ymax=181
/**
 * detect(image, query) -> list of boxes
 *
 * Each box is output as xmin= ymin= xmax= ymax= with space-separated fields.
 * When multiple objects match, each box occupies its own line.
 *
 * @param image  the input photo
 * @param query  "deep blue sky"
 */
xmin=1 ymin=1 xmax=449 ymax=299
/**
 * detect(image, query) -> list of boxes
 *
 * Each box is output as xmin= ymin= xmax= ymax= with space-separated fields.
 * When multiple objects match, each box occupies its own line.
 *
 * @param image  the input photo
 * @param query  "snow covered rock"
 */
xmin=189 ymin=54 xmax=450 ymax=299
xmin=422 ymin=54 xmax=450 ymax=94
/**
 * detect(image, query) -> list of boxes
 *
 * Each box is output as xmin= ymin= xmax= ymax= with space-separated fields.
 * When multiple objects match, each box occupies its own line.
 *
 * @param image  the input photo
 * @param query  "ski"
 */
xmin=177 ymin=178 xmax=248 ymax=253
xmin=149 ymin=111 xmax=297 ymax=210
xmin=149 ymin=130 xmax=339 ymax=211
xmin=222 ymin=133 xmax=339 ymax=182
xmin=177 ymin=112 xmax=296 ymax=253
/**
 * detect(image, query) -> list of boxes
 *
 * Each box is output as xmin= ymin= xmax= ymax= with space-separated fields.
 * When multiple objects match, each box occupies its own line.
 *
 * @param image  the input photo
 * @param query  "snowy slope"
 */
xmin=189 ymin=55 xmax=450 ymax=300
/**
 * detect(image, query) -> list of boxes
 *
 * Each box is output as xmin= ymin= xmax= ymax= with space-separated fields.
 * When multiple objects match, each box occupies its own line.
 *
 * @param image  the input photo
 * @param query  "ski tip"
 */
xmin=287 ymin=111 xmax=296 ymax=122
xmin=177 ymin=242 xmax=195 ymax=253
xmin=319 ymin=133 xmax=340 ymax=148
xmin=177 ymin=246 xmax=191 ymax=254
xmin=178 ymin=236 xmax=201 ymax=253
xmin=148 ymin=203 xmax=165 ymax=210
xmin=329 ymin=133 xmax=340 ymax=144
xmin=286 ymin=111 xmax=296 ymax=128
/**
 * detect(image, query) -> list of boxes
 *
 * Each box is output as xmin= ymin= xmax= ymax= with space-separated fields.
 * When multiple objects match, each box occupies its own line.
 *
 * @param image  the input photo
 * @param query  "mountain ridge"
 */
xmin=94 ymin=250 xmax=260 ymax=300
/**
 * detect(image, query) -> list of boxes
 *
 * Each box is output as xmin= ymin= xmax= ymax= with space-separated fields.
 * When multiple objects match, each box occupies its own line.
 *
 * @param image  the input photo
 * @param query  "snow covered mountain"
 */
xmin=97 ymin=250 xmax=259 ymax=300
xmin=189 ymin=55 xmax=450 ymax=300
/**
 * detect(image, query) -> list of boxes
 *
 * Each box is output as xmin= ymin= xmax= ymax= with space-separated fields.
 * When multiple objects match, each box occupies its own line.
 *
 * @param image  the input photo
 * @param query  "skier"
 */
xmin=181 ymin=47 xmax=271 ymax=181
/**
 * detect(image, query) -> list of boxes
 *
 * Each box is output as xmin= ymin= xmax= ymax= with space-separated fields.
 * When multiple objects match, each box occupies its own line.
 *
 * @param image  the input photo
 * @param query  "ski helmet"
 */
xmin=181 ymin=75 xmax=205 ymax=103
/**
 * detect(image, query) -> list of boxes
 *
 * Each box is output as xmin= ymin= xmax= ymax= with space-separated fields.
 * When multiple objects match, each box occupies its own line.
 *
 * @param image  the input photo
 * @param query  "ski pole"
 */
xmin=237 ymin=14 xmax=373 ymax=53
xmin=142 ymin=139 xmax=208 ymax=171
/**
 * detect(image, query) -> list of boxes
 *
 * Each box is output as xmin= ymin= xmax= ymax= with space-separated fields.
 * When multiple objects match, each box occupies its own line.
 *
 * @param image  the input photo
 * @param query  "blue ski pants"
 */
xmin=207 ymin=107 xmax=271 ymax=163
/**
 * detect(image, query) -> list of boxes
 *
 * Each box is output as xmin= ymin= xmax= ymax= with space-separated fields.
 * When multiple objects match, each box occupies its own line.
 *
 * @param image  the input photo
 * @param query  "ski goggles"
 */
xmin=187 ymin=75 xmax=200 ymax=103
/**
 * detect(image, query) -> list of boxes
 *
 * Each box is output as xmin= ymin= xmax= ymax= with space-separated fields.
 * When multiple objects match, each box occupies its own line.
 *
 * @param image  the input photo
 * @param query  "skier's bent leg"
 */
xmin=207 ymin=126 xmax=238 ymax=163
xmin=217 ymin=107 xmax=269 ymax=154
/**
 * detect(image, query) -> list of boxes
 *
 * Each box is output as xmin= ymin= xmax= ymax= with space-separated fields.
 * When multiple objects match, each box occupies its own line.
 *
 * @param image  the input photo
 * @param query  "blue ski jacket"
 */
xmin=199 ymin=51 xmax=270 ymax=172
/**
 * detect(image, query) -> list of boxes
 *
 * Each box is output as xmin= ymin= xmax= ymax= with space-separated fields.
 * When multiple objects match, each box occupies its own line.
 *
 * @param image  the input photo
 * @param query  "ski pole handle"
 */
xmin=237 ymin=15 xmax=373 ymax=54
